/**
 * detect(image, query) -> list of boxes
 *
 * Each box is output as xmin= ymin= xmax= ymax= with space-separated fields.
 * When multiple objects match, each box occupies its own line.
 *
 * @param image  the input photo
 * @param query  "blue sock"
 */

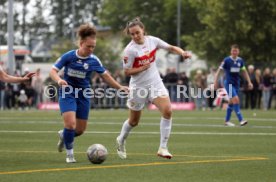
xmin=233 ymin=104 xmax=243 ymax=122
xmin=63 ymin=128 xmax=75 ymax=150
xmin=225 ymin=104 xmax=233 ymax=122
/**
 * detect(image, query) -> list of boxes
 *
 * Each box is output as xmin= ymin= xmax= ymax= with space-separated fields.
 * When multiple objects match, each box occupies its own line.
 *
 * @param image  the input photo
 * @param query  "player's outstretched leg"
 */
xmin=116 ymin=120 xmax=133 ymax=159
xmin=57 ymin=129 xmax=64 ymax=152
xmin=63 ymin=128 xmax=76 ymax=163
xmin=224 ymin=104 xmax=235 ymax=126
xmin=157 ymin=117 xmax=173 ymax=159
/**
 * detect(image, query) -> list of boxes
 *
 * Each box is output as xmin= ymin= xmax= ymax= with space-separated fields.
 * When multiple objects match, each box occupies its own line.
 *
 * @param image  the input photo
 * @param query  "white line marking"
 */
xmin=0 ymin=130 xmax=275 ymax=136
xmin=0 ymin=121 xmax=275 ymax=129
xmin=1 ymin=116 xmax=276 ymax=121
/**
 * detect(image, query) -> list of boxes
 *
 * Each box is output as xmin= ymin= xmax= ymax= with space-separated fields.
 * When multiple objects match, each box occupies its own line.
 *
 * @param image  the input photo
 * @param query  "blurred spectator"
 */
xmin=18 ymin=89 xmax=28 ymax=110
xmin=177 ymin=72 xmax=190 ymax=102
xmin=206 ymin=67 xmax=216 ymax=110
xmin=269 ymin=68 xmax=276 ymax=109
xmin=255 ymin=68 xmax=263 ymax=109
xmin=0 ymin=81 xmax=5 ymax=110
xmin=244 ymin=65 xmax=258 ymax=109
xmin=164 ymin=68 xmax=178 ymax=102
xmin=193 ymin=69 xmax=207 ymax=110
xmin=31 ymin=68 xmax=44 ymax=107
xmin=262 ymin=68 xmax=272 ymax=110
xmin=25 ymin=83 xmax=35 ymax=108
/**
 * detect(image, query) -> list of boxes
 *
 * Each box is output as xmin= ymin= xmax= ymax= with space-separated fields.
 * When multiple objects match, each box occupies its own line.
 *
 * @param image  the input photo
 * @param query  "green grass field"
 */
xmin=0 ymin=109 xmax=275 ymax=182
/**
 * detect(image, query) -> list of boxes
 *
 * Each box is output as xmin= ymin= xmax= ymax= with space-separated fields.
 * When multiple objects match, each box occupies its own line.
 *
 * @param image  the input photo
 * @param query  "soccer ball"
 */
xmin=87 ymin=144 xmax=108 ymax=164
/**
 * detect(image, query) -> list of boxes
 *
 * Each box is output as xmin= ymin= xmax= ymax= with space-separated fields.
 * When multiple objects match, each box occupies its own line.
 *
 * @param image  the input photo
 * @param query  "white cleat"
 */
xmin=240 ymin=120 xmax=248 ymax=126
xmin=57 ymin=130 xmax=64 ymax=152
xmin=116 ymin=136 xmax=127 ymax=159
xmin=157 ymin=148 xmax=173 ymax=159
xmin=225 ymin=122 xmax=235 ymax=127
xmin=66 ymin=154 xmax=76 ymax=163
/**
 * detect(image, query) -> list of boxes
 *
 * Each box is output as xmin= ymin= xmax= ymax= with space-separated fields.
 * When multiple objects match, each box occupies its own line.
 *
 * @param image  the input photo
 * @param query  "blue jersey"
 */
xmin=53 ymin=50 xmax=106 ymax=88
xmin=220 ymin=56 xmax=245 ymax=87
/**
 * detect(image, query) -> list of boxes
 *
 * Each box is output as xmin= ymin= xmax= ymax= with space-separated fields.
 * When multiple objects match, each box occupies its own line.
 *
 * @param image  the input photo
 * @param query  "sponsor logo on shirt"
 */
xmin=67 ymin=68 xmax=86 ymax=79
xmin=230 ymin=67 xmax=240 ymax=73
xmin=132 ymin=48 xmax=157 ymax=68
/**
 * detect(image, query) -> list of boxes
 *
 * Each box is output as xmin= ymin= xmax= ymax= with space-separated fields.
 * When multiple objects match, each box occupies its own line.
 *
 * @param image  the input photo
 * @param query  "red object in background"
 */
xmin=148 ymin=102 xmax=196 ymax=110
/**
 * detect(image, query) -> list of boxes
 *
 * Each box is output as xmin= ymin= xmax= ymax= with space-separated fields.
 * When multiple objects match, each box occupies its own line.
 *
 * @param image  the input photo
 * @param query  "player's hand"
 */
xmin=248 ymin=82 xmax=253 ymax=90
xmin=182 ymin=51 xmax=192 ymax=59
xmin=57 ymin=79 xmax=68 ymax=86
xmin=119 ymin=86 xmax=129 ymax=94
xmin=23 ymin=72 xmax=36 ymax=80
xmin=141 ymin=63 xmax=150 ymax=71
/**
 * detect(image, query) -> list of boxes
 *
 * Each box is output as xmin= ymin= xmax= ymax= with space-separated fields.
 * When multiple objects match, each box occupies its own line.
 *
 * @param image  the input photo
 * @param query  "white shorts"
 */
xmin=127 ymin=81 xmax=169 ymax=111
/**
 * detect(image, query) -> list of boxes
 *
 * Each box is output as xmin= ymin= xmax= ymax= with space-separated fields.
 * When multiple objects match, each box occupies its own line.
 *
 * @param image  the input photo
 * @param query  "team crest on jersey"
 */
xmin=145 ymin=51 xmax=150 ymax=57
xmin=124 ymin=57 xmax=128 ymax=64
xmin=83 ymin=63 xmax=89 ymax=70
xmin=77 ymin=59 xmax=82 ymax=64
xmin=237 ymin=62 xmax=241 ymax=67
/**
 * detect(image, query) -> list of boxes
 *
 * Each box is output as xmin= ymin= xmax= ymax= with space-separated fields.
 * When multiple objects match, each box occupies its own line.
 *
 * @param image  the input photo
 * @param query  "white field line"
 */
xmin=1 ymin=116 xmax=276 ymax=121
xmin=0 ymin=120 xmax=275 ymax=129
xmin=0 ymin=130 xmax=275 ymax=136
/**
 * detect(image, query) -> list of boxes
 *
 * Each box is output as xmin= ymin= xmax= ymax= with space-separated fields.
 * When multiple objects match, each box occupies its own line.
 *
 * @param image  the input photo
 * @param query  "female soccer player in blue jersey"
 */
xmin=214 ymin=44 xmax=253 ymax=126
xmin=50 ymin=23 xmax=128 ymax=163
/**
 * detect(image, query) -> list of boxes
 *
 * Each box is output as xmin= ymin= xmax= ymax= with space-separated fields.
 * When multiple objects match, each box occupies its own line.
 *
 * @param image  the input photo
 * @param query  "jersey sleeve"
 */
xmin=93 ymin=56 xmax=106 ymax=74
xmin=240 ymin=59 xmax=246 ymax=70
xmin=53 ymin=53 xmax=70 ymax=71
xmin=219 ymin=59 xmax=227 ymax=70
xmin=122 ymin=48 xmax=135 ymax=69
xmin=151 ymin=36 xmax=170 ymax=50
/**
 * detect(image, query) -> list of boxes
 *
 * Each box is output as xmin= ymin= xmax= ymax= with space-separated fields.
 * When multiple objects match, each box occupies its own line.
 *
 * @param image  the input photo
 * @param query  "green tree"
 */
xmin=98 ymin=0 xmax=203 ymax=46
xmin=185 ymin=0 xmax=276 ymax=66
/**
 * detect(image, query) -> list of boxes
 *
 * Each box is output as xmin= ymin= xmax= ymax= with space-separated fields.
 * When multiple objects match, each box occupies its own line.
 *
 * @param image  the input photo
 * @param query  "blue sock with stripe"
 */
xmin=63 ymin=128 xmax=75 ymax=150
xmin=225 ymin=104 xmax=233 ymax=122
xmin=233 ymin=104 xmax=243 ymax=122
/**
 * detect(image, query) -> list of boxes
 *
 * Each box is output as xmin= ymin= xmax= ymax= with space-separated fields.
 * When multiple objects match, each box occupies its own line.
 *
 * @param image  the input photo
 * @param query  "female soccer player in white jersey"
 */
xmin=116 ymin=18 xmax=191 ymax=159
xmin=0 ymin=66 xmax=35 ymax=83
xmin=50 ymin=23 xmax=128 ymax=163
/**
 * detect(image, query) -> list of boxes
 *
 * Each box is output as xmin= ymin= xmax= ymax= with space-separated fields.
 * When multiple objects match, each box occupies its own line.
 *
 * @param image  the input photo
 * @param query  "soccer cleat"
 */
xmin=225 ymin=122 xmax=235 ymax=127
xmin=66 ymin=154 xmax=76 ymax=163
xmin=116 ymin=136 xmax=127 ymax=159
xmin=157 ymin=148 xmax=173 ymax=159
xmin=57 ymin=130 xmax=64 ymax=152
xmin=240 ymin=120 xmax=248 ymax=126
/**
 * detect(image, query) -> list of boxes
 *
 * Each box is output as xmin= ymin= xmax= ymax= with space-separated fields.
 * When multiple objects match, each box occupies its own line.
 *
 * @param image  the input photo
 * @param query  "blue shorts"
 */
xmin=58 ymin=87 xmax=90 ymax=120
xmin=224 ymin=82 xmax=239 ymax=99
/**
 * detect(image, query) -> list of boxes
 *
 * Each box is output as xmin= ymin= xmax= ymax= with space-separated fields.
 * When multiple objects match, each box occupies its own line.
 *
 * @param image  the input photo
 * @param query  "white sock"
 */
xmin=160 ymin=117 xmax=172 ymax=149
xmin=118 ymin=120 xmax=133 ymax=143
xmin=66 ymin=149 xmax=74 ymax=156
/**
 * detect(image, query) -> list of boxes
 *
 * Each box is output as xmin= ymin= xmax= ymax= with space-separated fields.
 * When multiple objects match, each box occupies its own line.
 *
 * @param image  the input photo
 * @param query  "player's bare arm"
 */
xmin=0 ymin=69 xmax=35 ymax=83
xmin=49 ymin=68 xmax=68 ymax=86
xmin=124 ymin=63 xmax=150 ymax=76
xmin=168 ymin=46 xmax=191 ymax=59
xmin=101 ymin=72 xmax=128 ymax=92
xmin=214 ymin=68 xmax=223 ymax=89
xmin=241 ymin=69 xmax=253 ymax=90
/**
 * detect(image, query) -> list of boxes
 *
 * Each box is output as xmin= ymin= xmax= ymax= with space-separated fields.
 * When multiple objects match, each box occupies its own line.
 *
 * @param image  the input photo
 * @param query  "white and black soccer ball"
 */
xmin=87 ymin=144 xmax=108 ymax=164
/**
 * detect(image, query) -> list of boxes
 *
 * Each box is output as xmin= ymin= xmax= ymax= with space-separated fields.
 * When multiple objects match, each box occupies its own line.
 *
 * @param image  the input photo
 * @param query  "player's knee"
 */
xmin=162 ymin=107 xmax=172 ymax=119
xmin=129 ymin=119 xmax=139 ymax=127
xmin=64 ymin=122 xmax=76 ymax=130
xmin=75 ymin=130 xmax=84 ymax=137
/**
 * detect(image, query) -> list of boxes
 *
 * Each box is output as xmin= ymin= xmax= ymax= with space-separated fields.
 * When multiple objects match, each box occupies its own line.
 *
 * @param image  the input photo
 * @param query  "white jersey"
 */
xmin=123 ymin=35 xmax=170 ymax=87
